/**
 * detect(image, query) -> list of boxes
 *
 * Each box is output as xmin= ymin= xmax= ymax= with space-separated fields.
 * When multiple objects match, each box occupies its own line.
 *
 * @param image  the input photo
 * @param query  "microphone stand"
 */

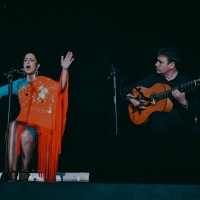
xmin=101 ymin=55 xmax=120 ymax=135
xmin=108 ymin=64 xmax=119 ymax=135
xmin=1 ymin=70 xmax=14 ymax=181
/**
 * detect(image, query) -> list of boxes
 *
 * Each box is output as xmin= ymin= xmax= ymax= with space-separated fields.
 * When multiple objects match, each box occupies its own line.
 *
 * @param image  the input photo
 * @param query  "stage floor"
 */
xmin=1 ymin=182 xmax=200 ymax=199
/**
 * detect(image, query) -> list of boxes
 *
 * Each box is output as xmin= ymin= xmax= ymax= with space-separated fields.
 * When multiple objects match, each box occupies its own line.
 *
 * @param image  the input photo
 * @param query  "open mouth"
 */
xmin=26 ymin=66 xmax=31 ymax=70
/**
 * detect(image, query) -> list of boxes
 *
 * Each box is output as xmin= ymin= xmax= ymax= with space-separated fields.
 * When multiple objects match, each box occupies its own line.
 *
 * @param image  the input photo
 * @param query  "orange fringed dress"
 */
xmin=16 ymin=75 xmax=69 ymax=181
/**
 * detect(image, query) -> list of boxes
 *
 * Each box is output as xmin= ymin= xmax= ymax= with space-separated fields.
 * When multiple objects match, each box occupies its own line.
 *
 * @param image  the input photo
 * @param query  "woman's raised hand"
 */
xmin=61 ymin=51 xmax=74 ymax=70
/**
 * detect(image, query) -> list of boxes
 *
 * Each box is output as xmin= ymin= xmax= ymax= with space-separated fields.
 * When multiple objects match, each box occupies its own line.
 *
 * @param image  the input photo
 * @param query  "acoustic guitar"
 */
xmin=128 ymin=79 xmax=200 ymax=125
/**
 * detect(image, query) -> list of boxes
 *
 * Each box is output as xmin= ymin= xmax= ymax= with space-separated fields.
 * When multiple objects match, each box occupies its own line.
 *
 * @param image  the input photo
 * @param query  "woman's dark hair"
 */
xmin=24 ymin=52 xmax=40 ymax=64
xmin=157 ymin=47 xmax=181 ymax=69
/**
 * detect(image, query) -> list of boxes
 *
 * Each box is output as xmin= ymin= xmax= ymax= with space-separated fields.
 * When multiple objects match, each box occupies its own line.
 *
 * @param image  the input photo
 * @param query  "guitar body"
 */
xmin=128 ymin=83 xmax=173 ymax=125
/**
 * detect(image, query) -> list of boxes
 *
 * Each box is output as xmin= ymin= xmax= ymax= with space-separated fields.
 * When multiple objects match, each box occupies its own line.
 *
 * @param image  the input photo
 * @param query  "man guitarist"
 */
xmin=122 ymin=47 xmax=200 ymax=134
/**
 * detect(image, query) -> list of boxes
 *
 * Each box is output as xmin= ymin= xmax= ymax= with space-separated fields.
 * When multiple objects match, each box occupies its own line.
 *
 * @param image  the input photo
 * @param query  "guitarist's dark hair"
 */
xmin=157 ymin=47 xmax=180 ymax=69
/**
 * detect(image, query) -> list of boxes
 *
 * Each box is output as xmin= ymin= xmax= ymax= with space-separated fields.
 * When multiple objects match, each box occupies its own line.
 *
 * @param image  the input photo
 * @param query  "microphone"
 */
xmin=101 ymin=55 xmax=113 ymax=64
xmin=101 ymin=55 xmax=123 ymax=73
xmin=13 ymin=68 xmax=25 ymax=75
xmin=4 ymin=68 xmax=25 ymax=76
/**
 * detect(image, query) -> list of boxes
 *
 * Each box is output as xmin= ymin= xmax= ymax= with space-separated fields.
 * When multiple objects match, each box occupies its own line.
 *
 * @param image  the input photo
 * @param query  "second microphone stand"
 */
xmin=108 ymin=64 xmax=119 ymax=135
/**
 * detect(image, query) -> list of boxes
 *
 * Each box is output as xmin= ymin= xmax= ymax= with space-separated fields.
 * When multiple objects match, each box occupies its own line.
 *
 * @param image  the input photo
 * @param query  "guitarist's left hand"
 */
xmin=172 ymin=89 xmax=187 ymax=105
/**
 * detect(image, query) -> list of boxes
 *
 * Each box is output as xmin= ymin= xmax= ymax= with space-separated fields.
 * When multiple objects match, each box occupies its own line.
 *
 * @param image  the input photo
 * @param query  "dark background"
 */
xmin=1 ymin=0 xmax=200 ymax=183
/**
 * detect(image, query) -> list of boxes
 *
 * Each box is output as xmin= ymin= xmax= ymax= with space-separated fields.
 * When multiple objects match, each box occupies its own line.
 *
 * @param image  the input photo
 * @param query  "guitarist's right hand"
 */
xmin=126 ymin=94 xmax=146 ymax=110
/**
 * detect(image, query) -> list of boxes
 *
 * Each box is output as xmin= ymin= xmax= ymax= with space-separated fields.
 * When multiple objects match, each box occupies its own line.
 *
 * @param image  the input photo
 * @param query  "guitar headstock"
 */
xmin=197 ymin=78 xmax=200 ymax=86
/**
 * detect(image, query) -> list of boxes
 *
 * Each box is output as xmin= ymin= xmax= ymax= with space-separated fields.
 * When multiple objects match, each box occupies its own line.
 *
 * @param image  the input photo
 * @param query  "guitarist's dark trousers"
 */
xmin=147 ymin=112 xmax=200 ymax=134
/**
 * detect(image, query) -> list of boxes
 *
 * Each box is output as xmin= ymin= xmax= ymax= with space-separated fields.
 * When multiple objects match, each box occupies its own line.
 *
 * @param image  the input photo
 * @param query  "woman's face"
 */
xmin=23 ymin=53 xmax=40 ymax=75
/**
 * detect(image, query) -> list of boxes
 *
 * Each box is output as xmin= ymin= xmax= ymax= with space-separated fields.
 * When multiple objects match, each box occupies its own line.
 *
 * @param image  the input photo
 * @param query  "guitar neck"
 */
xmin=157 ymin=79 xmax=200 ymax=100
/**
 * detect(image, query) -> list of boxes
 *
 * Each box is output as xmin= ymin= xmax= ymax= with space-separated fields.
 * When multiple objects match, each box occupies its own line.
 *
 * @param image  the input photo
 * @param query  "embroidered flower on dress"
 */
xmin=38 ymin=86 xmax=49 ymax=100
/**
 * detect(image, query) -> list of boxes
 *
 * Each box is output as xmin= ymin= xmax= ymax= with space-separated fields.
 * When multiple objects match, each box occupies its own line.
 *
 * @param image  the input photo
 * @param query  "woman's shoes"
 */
xmin=7 ymin=171 xmax=30 ymax=182
xmin=8 ymin=171 xmax=18 ymax=182
xmin=18 ymin=171 xmax=30 ymax=182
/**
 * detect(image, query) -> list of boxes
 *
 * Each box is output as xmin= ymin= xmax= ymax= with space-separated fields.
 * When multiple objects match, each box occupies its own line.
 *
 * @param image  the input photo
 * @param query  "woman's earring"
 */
xmin=36 ymin=69 xmax=39 ymax=76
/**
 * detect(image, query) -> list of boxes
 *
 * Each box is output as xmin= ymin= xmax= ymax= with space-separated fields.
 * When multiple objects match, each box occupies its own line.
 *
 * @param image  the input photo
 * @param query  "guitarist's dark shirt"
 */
xmin=122 ymin=71 xmax=200 ymax=122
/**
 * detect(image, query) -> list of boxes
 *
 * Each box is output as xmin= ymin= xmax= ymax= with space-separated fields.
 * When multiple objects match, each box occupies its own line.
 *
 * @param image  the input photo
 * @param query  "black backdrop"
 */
xmin=1 ymin=0 xmax=200 ymax=182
